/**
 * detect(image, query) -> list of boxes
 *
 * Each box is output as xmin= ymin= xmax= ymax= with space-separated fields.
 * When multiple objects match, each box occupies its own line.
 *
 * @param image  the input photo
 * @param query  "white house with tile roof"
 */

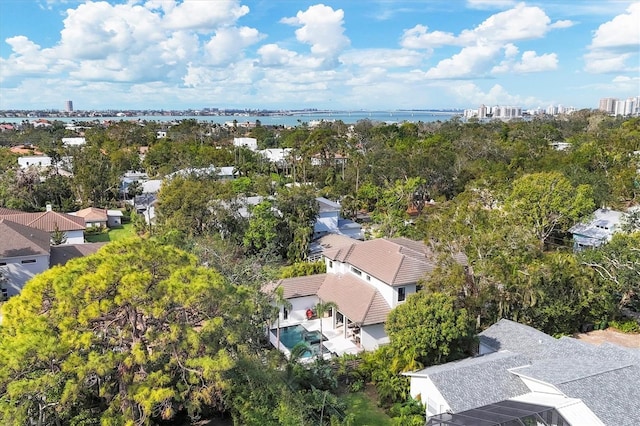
xmin=0 ymin=205 xmax=86 ymax=244
xmin=267 ymin=237 xmax=467 ymax=353
xmin=404 ymin=319 xmax=640 ymax=425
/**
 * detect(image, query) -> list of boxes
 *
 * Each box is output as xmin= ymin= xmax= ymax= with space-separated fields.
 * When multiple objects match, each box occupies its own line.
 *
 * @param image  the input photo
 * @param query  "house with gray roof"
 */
xmin=569 ymin=208 xmax=624 ymax=250
xmin=267 ymin=237 xmax=467 ymax=352
xmin=404 ymin=319 xmax=640 ymax=425
xmin=0 ymin=219 xmax=51 ymax=298
xmin=0 ymin=209 xmax=102 ymax=298
xmin=314 ymin=197 xmax=363 ymax=241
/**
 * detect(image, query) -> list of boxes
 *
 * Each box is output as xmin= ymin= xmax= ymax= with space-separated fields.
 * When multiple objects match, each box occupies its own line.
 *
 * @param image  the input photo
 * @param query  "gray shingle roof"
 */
xmin=415 ymin=319 xmax=640 ymax=425
xmin=557 ymin=365 xmax=640 ymax=426
xmin=410 ymin=351 xmax=531 ymax=413
xmin=479 ymin=318 xmax=556 ymax=360
xmin=49 ymin=243 xmax=107 ymax=267
xmin=0 ymin=219 xmax=50 ymax=257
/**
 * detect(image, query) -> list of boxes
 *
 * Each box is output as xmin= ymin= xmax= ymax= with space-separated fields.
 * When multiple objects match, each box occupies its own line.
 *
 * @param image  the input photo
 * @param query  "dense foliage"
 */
xmin=2 ymin=113 xmax=640 ymax=422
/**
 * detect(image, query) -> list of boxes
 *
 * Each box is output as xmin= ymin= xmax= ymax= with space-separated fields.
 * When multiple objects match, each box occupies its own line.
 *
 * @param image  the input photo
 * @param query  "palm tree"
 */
xmin=314 ymin=300 xmax=338 ymax=359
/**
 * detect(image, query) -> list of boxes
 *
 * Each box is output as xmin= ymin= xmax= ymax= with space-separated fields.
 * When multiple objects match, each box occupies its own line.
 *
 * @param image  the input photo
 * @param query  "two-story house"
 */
xmin=1 ymin=215 xmax=105 ymax=298
xmin=269 ymin=237 xmax=467 ymax=352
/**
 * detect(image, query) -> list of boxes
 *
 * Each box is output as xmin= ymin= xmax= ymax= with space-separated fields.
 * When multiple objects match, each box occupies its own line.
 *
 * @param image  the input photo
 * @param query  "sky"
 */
xmin=0 ymin=0 xmax=638 ymax=111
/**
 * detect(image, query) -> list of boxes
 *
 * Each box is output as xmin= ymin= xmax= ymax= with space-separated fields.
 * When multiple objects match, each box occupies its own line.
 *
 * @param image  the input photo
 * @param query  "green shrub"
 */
xmin=349 ymin=380 xmax=364 ymax=393
xmin=609 ymin=319 xmax=640 ymax=333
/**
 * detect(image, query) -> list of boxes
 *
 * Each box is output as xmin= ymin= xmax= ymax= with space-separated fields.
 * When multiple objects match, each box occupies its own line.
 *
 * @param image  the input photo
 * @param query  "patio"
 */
xmin=301 ymin=317 xmax=362 ymax=357
xmin=271 ymin=316 xmax=362 ymax=359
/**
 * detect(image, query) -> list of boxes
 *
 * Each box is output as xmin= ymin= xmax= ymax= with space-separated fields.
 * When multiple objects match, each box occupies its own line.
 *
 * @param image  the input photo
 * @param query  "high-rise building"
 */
xmin=598 ymin=98 xmax=617 ymax=114
xmin=65 ymin=100 xmax=73 ymax=112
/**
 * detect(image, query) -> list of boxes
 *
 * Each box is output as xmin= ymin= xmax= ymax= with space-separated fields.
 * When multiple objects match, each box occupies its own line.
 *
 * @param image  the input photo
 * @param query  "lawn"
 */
xmin=84 ymin=223 xmax=136 ymax=243
xmin=343 ymin=390 xmax=393 ymax=425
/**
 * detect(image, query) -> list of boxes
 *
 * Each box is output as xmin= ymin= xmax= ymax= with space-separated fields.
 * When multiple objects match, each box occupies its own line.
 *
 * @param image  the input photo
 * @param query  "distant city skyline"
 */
xmin=1 ymin=1 xmax=639 ymax=111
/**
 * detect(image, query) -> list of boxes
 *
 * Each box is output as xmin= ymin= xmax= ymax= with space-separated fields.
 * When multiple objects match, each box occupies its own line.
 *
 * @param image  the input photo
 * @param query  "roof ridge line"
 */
xmin=361 ymin=288 xmax=381 ymax=325
xmin=556 ymin=362 xmax=636 ymax=385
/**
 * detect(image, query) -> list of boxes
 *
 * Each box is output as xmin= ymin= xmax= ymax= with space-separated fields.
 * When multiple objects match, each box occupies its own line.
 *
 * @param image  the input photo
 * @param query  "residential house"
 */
xmin=569 ymin=208 xmax=624 ymax=250
xmin=404 ymin=319 xmax=640 ymax=425
xmin=72 ymin=207 xmax=123 ymax=228
xmin=17 ymin=154 xmax=73 ymax=172
xmin=233 ymin=137 xmax=258 ymax=151
xmin=0 ymin=219 xmax=50 ymax=298
xmin=259 ymin=148 xmax=293 ymax=170
xmin=314 ymin=197 xmax=363 ymax=241
xmin=0 ymin=217 xmax=103 ymax=297
xmin=0 ymin=205 xmax=86 ymax=244
xmin=166 ymin=165 xmax=237 ymax=180
xmin=268 ymin=238 xmax=467 ymax=353
xmin=61 ymin=137 xmax=86 ymax=147
xmin=310 ymin=152 xmax=348 ymax=167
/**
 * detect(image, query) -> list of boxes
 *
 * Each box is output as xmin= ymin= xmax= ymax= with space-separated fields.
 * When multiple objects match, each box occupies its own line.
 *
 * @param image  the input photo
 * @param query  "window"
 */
xmin=21 ymin=259 xmax=36 ymax=264
xmin=328 ymin=260 xmax=333 ymax=269
xmin=0 ymin=262 xmax=6 ymax=266
xmin=398 ymin=287 xmax=406 ymax=302
xmin=366 ymin=275 xmax=371 ymax=281
xmin=283 ymin=307 xmax=289 ymax=320
xmin=351 ymin=267 xmax=362 ymax=276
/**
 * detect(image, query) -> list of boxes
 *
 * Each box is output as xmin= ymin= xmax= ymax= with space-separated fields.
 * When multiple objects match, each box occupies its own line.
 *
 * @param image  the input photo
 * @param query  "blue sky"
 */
xmin=0 ymin=0 xmax=638 ymax=111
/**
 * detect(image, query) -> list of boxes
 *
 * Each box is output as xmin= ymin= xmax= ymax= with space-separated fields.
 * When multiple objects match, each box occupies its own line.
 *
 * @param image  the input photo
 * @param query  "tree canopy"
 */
xmin=0 ymin=238 xmax=259 ymax=425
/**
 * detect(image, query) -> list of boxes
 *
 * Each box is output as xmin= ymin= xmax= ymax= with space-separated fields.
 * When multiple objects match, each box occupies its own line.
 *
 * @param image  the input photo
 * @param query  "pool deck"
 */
xmin=301 ymin=318 xmax=362 ymax=358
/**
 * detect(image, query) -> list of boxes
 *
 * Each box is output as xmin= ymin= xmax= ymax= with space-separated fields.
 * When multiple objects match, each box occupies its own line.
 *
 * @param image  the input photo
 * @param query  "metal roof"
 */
xmin=426 ymin=400 xmax=560 ymax=426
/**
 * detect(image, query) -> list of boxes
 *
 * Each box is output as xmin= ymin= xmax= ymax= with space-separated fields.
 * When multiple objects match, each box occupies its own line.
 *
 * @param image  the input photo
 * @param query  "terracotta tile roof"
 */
xmin=73 ymin=207 xmax=108 ymax=222
xmin=323 ymin=238 xmax=437 ymax=286
xmin=317 ymin=273 xmax=391 ymax=326
xmin=316 ymin=233 xmax=360 ymax=251
xmin=50 ymin=242 xmax=107 ymax=267
xmin=0 ymin=207 xmax=24 ymax=216
xmin=389 ymin=237 xmax=469 ymax=266
xmin=270 ymin=274 xmax=327 ymax=299
xmin=0 ymin=219 xmax=50 ymax=257
xmin=0 ymin=211 xmax=86 ymax=232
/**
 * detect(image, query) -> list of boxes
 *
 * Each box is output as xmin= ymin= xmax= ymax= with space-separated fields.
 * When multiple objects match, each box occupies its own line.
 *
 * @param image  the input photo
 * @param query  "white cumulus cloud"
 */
xmin=585 ymin=2 xmax=640 ymax=73
xmin=281 ymin=4 xmax=350 ymax=61
xmin=204 ymin=26 xmax=265 ymax=66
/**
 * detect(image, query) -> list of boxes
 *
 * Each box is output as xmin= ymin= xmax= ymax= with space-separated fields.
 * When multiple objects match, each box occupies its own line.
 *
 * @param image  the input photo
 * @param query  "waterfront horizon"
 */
xmin=0 ymin=110 xmax=459 ymax=126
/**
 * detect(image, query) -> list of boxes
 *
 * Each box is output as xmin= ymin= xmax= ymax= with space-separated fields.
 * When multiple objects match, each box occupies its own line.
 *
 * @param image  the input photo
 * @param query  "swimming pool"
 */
xmin=274 ymin=324 xmax=327 ymax=357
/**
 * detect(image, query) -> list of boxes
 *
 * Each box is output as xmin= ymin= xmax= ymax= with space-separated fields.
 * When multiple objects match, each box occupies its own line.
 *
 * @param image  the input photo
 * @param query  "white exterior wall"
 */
xmin=0 ymin=254 xmax=49 ymax=297
xmin=408 ymin=376 xmax=451 ymax=417
xmin=233 ymin=137 xmax=257 ymax=151
xmin=360 ymin=324 xmax=389 ymax=351
xmin=63 ymin=230 xmax=85 ymax=245
xmin=517 ymin=376 xmax=563 ymax=395
xmin=62 ymin=137 xmax=86 ymax=146
xmin=273 ymin=295 xmax=319 ymax=327
xmin=325 ymin=258 xmax=417 ymax=309
xmin=18 ymin=155 xmax=52 ymax=168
